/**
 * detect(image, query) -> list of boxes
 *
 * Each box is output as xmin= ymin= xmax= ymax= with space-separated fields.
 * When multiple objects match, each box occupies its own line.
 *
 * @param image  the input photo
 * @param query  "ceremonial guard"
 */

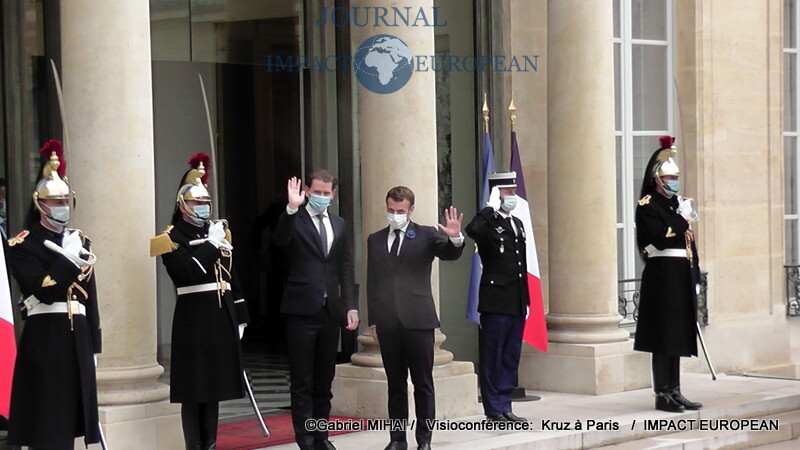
xmin=151 ymin=153 xmax=250 ymax=449
xmin=634 ymin=136 xmax=703 ymax=413
xmin=465 ymin=172 xmax=528 ymax=422
xmin=6 ymin=140 xmax=102 ymax=449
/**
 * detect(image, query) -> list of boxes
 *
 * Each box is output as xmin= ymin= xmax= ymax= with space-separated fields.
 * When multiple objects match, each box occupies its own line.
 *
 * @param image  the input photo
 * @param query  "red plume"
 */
xmin=39 ymin=139 xmax=66 ymax=178
xmin=188 ymin=152 xmax=211 ymax=184
xmin=659 ymin=136 xmax=675 ymax=149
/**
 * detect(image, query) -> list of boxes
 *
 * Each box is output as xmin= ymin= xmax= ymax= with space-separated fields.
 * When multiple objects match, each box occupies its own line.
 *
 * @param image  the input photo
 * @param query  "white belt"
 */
xmin=645 ymin=245 xmax=687 ymax=258
xmin=177 ymin=282 xmax=231 ymax=296
xmin=24 ymin=296 xmax=86 ymax=316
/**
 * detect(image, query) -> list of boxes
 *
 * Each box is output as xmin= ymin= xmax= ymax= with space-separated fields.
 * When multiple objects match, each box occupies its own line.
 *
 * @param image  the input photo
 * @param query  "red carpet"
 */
xmin=218 ymin=414 xmax=366 ymax=449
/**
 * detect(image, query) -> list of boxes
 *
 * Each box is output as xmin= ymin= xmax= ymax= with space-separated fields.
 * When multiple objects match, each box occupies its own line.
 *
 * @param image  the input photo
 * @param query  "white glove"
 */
xmin=208 ymin=220 xmax=233 ymax=251
xmin=208 ymin=220 xmax=227 ymax=242
xmin=238 ymin=323 xmax=247 ymax=340
xmin=61 ymin=230 xmax=97 ymax=265
xmin=44 ymin=240 xmax=89 ymax=268
xmin=677 ymin=196 xmax=699 ymax=223
xmin=62 ymin=229 xmax=83 ymax=256
xmin=486 ymin=186 xmax=501 ymax=211
xmin=207 ymin=236 xmax=233 ymax=251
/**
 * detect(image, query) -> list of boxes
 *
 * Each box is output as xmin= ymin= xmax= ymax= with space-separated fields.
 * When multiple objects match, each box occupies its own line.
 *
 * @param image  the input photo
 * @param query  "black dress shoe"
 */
xmin=417 ymin=444 xmax=432 ymax=450
xmin=314 ymin=440 xmax=336 ymax=450
xmin=383 ymin=442 xmax=408 ymax=450
xmin=671 ymin=390 xmax=703 ymax=410
xmin=655 ymin=392 xmax=685 ymax=413
xmin=486 ymin=414 xmax=509 ymax=422
xmin=503 ymin=412 xmax=527 ymax=422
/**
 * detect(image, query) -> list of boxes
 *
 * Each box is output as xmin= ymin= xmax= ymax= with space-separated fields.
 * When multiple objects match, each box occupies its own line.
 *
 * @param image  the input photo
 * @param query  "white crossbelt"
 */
xmin=644 ymin=245 xmax=687 ymax=258
xmin=177 ymin=282 xmax=231 ymax=296
xmin=24 ymin=296 xmax=86 ymax=316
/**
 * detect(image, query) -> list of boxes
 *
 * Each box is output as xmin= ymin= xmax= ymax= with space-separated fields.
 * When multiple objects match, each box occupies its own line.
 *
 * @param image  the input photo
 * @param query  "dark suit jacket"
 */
xmin=465 ymin=207 xmax=529 ymax=317
xmin=273 ymin=205 xmax=356 ymax=319
xmin=367 ymin=222 xmax=464 ymax=330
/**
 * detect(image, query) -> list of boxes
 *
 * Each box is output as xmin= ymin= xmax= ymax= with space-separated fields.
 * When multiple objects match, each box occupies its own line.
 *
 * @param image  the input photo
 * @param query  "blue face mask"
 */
xmin=188 ymin=204 xmax=211 ymax=225
xmin=501 ymin=195 xmax=518 ymax=212
xmin=308 ymin=194 xmax=331 ymax=213
xmin=663 ymin=180 xmax=680 ymax=197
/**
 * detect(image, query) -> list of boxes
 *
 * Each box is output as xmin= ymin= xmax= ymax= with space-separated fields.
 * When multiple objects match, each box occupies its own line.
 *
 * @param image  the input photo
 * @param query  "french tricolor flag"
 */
xmin=0 ymin=242 xmax=15 ymax=418
xmin=509 ymin=131 xmax=548 ymax=353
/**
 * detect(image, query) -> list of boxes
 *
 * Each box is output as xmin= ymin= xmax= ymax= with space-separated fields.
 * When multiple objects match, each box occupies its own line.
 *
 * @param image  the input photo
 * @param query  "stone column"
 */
xmin=331 ymin=0 xmax=478 ymax=419
xmin=517 ymin=0 xmax=649 ymax=394
xmin=61 ymin=1 xmax=181 ymax=448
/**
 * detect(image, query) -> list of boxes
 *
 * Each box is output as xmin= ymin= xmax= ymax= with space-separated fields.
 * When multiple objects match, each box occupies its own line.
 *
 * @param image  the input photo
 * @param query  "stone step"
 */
xmin=266 ymin=374 xmax=800 ymax=450
xmin=431 ymin=382 xmax=800 ymax=449
xmin=599 ymin=410 xmax=800 ymax=449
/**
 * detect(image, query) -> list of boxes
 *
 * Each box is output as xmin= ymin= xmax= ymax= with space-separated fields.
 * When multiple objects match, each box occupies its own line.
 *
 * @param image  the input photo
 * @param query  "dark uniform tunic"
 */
xmin=467 ymin=207 xmax=529 ymax=316
xmin=160 ymin=218 xmax=250 ymax=403
xmin=6 ymin=222 xmax=101 ymax=448
xmin=466 ymin=206 xmax=528 ymax=416
xmin=634 ymin=191 xmax=699 ymax=357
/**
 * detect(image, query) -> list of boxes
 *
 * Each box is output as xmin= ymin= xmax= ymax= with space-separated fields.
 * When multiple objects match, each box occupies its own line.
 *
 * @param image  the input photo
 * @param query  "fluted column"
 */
xmin=61 ymin=1 xmax=181 ymax=448
xmin=518 ymin=0 xmax=649 ymax=395
xmin=331 ymin=0 xmax=478 ymax=419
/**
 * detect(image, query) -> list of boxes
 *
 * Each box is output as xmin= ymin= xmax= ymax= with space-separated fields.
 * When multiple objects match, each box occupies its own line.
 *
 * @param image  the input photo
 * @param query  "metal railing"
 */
xmin=618 ymin=272 xmax=709 ymax=328
xmin=785 ymin=265 xmax=800 ymax=317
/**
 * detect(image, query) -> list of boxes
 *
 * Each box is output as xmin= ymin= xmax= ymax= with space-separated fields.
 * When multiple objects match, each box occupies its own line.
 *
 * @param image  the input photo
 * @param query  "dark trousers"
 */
xmin=181 ymin=402 xmax=219 ymax=450
xmin=479 ymin=313 xmax=525 ymax=416
xmin=284 ymin=309 xmax=340 ymax=450
xmin=377 ymin=326 xmax=435 ymax=445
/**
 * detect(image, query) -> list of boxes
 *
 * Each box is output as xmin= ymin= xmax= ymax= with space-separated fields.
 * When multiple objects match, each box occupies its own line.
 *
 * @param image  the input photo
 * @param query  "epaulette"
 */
xmin=7 ymin=230 xmax=29 ymax=247
xmin=150 ymin=225 xmax=178 ymax=257
xmin=225 ymin=228 xmax=233 ymax=245
xmin=638 ymin=195 xmax=651 ymax=206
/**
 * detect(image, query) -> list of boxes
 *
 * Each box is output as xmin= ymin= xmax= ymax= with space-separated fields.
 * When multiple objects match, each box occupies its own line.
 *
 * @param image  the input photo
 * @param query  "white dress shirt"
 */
xmin=286 ymin=202 xmax=356 ymax=313
xmin=387 ymin=222 xmax=465 ymax=253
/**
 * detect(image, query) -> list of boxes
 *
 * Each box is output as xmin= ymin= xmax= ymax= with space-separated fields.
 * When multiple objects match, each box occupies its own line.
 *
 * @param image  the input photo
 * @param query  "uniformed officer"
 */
xmin=6 ymin=139 xmax=102 ymax=449
xmin=635 ymin=136 xmax=703 ymax=413
xmin=151 ymin=153 xmax=251 ymax=450
xmin=465 ymin=171 xmax=528 ymax=422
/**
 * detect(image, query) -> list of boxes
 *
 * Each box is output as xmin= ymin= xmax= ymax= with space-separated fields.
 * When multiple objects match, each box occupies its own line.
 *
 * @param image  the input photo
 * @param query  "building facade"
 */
xmin=0 ymin=0 xmax=798 ymax=447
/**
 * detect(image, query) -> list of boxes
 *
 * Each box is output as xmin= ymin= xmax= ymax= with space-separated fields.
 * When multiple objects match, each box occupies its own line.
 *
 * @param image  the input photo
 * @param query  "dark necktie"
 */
xmin=507 ymin=216 xmax=516 ymax=236
xmin=390 ymin=229 xmax=402 ymax=258
xmin=317 ymin=213 xmax=328 ymax=257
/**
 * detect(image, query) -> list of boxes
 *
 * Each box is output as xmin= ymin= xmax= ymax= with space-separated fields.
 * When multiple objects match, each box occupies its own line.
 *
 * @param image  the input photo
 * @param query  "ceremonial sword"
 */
xmin=696 ymin=322 xmax=717 ymax=381
xmin=198 ymin=74 xmax=269 ymax=438
xmin=50 ymin=59 xmax=110 ymax=450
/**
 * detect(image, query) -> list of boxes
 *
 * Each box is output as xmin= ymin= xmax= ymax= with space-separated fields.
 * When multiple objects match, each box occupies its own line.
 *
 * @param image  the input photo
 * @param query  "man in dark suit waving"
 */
xmin=367 ymin=186 xmax=465 ymax=450
xmin=274 ymin=170 xmax=359 ymax=450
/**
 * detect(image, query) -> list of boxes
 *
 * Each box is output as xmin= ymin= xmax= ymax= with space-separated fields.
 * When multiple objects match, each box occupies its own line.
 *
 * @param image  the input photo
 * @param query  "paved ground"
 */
xmin=262 ymin=372 xmax=800 ymax=450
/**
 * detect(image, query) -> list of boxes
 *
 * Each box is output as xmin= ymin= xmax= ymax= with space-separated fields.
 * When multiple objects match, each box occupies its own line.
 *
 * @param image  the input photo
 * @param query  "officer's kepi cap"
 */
xmin=488 ymin=171 xmax=517 ymax=190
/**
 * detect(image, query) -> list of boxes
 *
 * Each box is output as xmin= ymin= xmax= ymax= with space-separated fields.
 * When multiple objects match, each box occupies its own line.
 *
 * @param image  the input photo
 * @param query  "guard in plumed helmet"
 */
xmin=6 ymin=139 xmax=102 ymax=448
xmin=151 ymin=153 xmax=250 ymax=450
xmin=465 ymin=171 xmax=529 ymax=423
xmin=635 ymin=136 xmax=703 ymax=413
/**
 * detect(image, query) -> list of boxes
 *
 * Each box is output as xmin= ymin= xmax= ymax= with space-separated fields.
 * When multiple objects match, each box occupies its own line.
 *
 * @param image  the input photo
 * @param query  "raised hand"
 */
xmin=438 ymin=205 xmax=464 ymax=237
xmin=287 ymin=177 xmax=306 ymax=209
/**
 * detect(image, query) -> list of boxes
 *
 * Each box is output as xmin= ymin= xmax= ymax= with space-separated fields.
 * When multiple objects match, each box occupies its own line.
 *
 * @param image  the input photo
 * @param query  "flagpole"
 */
xmin=508 ymin=98 xmax=516 ymax=132
xmin=483 ymin=93 xmax=489 ymax=133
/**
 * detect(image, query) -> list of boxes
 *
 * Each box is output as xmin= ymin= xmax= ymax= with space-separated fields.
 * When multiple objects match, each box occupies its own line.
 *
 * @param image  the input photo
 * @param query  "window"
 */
xmin=614 ymin=0 xmax=674 ymax=321
xmin=785 ymin=0 xmax=800 ymax=264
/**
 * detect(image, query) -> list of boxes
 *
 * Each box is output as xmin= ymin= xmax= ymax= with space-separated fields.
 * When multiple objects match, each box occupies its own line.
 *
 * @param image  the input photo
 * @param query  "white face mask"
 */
xmin=386 ymin=212 xmax=408 ymax=230
xmin=501 ymin=195 xmax=518 ymax=212
xmin=44 ymin=205 xmax=70 ymax=228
